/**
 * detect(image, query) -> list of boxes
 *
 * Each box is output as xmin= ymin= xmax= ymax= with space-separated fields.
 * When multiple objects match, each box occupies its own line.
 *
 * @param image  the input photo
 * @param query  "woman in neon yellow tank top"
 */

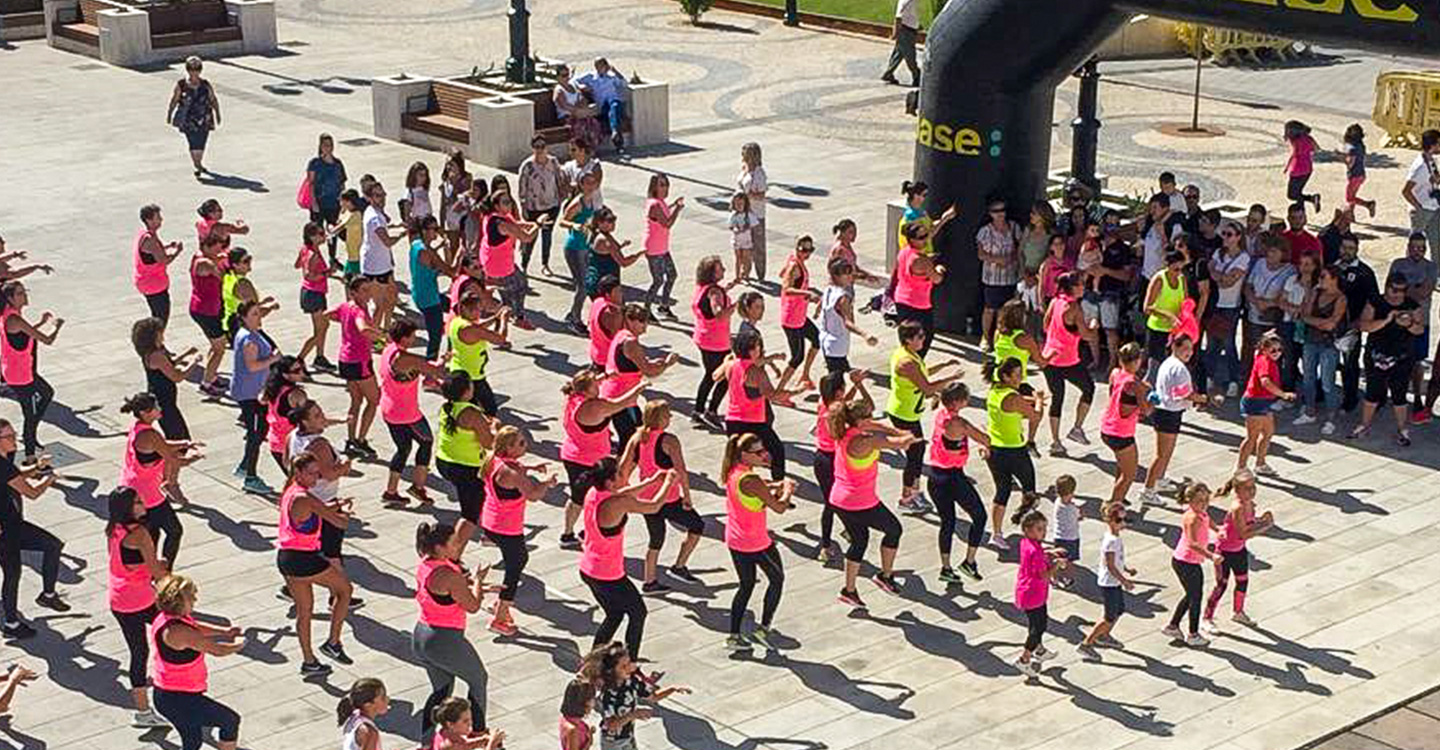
xmin=989 ymin=300 xmax=1048 ymax=452
xmin=983 ymin=357 xmax=1045 ymax=550
xmin=1143 ymin=249 xmax=1187 ymax=374
xmin=884 ymin=320 xmax=963 ymax=514
xmin=447 ymin=291 xmax=510 ymax=417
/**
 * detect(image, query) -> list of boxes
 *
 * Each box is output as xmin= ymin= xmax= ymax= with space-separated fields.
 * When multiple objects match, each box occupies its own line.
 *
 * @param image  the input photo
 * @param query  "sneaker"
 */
xmin=1139 ymin=488 xmax=1161 ymax=505
xmin=641 ymin=580 xmax=671 ymax=594
xmin=1032 ymin=645 xmax=1053 ymax=662
xmin=1027 ymin=442 xmax=1041 ymax=459
xmin=312 ymin=356 xmax=336 ymax=373
xmin=990 ymin=534 xmax=1010 ymax=551
xmin=1225 ymin=384 xmax=1238 ymax=399
xmin=243 ymin=476 xmax=274 ymax=495
xmin=1397 ymin=430 xmax=1413 ymax=447
xmin=200 ymin=380 xmax=226 ymax=398
xmin=1348 ymin=424 xmax=1371 ymax=440
xmin=1157 ymin=477 xmax=1182 ymax=493
xmin=1185 ymin=633 xmax=1210 ymax=647
xmin=958 ymin=560 xmax=982 ymax=582
xmin=749 ymin=625 xmax=777 ymax=650
xmin=488 ymin=618 xmax=518 ymax=636
xmin=381 ymin=491 xmax=407 ymax=506
xmin=669 ymin=566 xmax=700 ymax=583
xmin=354 ymin=440 xmax=378 ymax=459
xmin=300 ymin=660 xmax=333 ymax=676
xmin=1077 ymin=643 xmax=1101 ymax=662
xmin=897 ymin=496 xmax=929 ymax=514
xmin=319 ymin=640 xmax=353 ymax=665
xmin=34 ymin=591 xmax=69 ymax=612
xmin=873 ymin=573 xmax=899 ymax=595
xmin=1097 ymin=634 xmax=1125 ymax=649
xmin=657 ymin=306 xmax=677 ymax=321
xmin=938 ymin=567 xmax=963 ymax=584
xmin=1254 ymin=463 xmax=1278 ymax=477
xmin=1066 ymin=427 xmax=1090 ymax=446
xmin=1321 ymin=420 xmax=1336 ymax=436
xmin=1015 ymin=658 xmax=1038 ymax=678
xmin=277 ymin=584 xmax=293 ymax=601
xmin=1293 ymin=412 xmax=1317 ymax=426
xmin=1 ymin=620 xmax=34 ymax=639
xmin=1048 ymin=442 xmax=1068 ymax=458
xmin=1161 ymin=625 xmax=1184 ymax=640
xmin=837 ymin=588 xmax=867 ymax=609
xmin=558 ymin=533 xmax=581 ymax=550
xmin=133 ymin=709 xmax=169 ymax=728
xmin=1231 ymin=611 xmax=1257 ymax=627
xmin=819 ymin=544 xmax=839 ymax=565
xmin=725 ymin=633 xmax=753 ymax=652
xmin=232 ymin=463 xmax=248 ymax=478
xmin=1200 ymin=618 xmax=1220 ymax=635
xmin=1411 ymin=409 xmax=1433 ymax=425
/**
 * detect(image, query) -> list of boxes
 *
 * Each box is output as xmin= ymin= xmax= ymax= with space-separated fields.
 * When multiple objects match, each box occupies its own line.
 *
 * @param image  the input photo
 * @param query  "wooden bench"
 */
xmin=0 ymin=0 xmax=43 ymax=29
xmin=402 ymin=80 xmax=482 ymax=144
xmin=52 ymin=0 xmax=111 ymax=45
xmin=147 ymin=0 xmax=241 ymax=49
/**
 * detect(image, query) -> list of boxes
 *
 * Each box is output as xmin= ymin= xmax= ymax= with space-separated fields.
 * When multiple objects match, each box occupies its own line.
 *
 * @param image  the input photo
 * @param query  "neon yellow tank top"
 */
xmin=986 ymin=385 xmax=1026 ymax=448
xmin=1146 ymin=271 xmax=1185 ymax=332
xmin=992 ymin=329 xmax=1029 ymax=378
xmin=447 ymin=316 xmax=490 ymax=381
xmin=222 ymin=272 xmax=241 ymax=329
xmin=436 ymin=401 xmax=484 ymax=466
xmin=886 ymin=345 xmax=927 ymax=422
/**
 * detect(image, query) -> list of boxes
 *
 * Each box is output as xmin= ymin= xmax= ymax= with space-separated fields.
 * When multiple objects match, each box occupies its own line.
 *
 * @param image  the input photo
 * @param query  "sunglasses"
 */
xmin=1220 ymin=231 xmax=1237 ymax=238
xmin=989 ymin=208 xmax=1006 ymax=214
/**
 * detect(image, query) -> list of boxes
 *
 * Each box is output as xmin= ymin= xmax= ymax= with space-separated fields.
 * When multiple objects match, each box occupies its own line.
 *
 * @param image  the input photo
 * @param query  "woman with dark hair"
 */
xmin=402 ymin=161 xmax=433 ymax=223
xmin=165 ymin=56 xmax=220 ymax=177
xmin=776 ymin=236 xmax=823 ymax=392
xmin=379 ymin=320 xmax=447 ymax=506
xmin=604 ymin=303 xmax=680 ymax=450
xmin=580 ymin=457 xmax=678 ymax=660
xmin=190 ymin=231 xmax=229 ymax=396
xmin=231 ymin=300 xmax=281 ymax=494
xmin=1142 ymin=334 xmax=1208 ymax=504
xmin=131 ymin=317 xmax=202 ymax=495
xmin=412 ymin=521 xmax=497 ymax=745
xmin=439 ymin=148 xmax=473 ymax=259
xmin=518 ymin=136 xmax=563 ymax=277
xmin=447 ymin=292 xmax=511 ymax=417
xmin=276 ymin=452 xmax=354 ymax=675
xmin=829 ymin=218 xmax=883 ymax=292
xmin=330 ymin=276 xmax=384 ymax=458
xmin=811 ymin=368 xmax=877 ymax=563
xmin=983 ymin=356 xmax=1045 ymax=547
xmin=1283 ymin=120 xmax=1322 ymax=213
xmin=1040 ymin=272 xmax=1096 ymax=456
xmin=409 ymin=215 xmax=458 ymax=363
xmin=582 ymin=207 xmax=645 ymax=301
xmin=0 ymin=418 xmax=64 ymax=639
xmin=305 ymin=133 xmax=348 ymax=268
xmin=558 ymin=369 xmax=645 ymax=548
xmin=1021 ymin=201 xmax=1059 ymax=276
xmin=284 ymin=399 xmax=356 ymax=609
xmin=435 ymin=372 xmax=496 ymax=557
xmin=896 ymin=218 xmax=950 ymax=357
xmin=691 ymin=255 xmax=738 ymax=429
xmin=479 ymin=191 xmax=541 ymax=328
xmin=719 ymin=330 xmax=804 ymax=481
xmin=106 ymin=487 xmax=170 ymax=728
xmin=0 ymin=282 xmax=60 ymax=464
xmin=926 ymin=381 xmax=991 ymax=584
xmin=643 ymin=173 xmax=685 ymax=319
xmin=561 ymin=171 xmax=602 ymax=331
xmin=133 ymin=204 xmax=184 ymax=323
xmin=294 ymin=222 xmax=334 ymax=371
xmin=619 ymin=399 xmax=704 ymax=592
xmin=720 ymin=432 xmax=794 ymax=650
xmin=194 ymin=199 xmax=249 ymax=246
xmin=262 ymin=355 xmax=308 ymax=471
xmin=120 ymin=393 xmax=200 ymax=565
xmin=886 ymin=319 xmax=964 ymax=513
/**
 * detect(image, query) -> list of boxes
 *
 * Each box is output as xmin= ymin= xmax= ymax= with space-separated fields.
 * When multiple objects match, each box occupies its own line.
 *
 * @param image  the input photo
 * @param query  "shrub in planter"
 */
xmin=678 ymin=0 xmax=712 ymax=25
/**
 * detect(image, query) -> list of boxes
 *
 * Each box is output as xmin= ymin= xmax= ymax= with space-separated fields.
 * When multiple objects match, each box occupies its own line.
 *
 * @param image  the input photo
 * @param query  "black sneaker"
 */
xmin=669 ymin=566 xmax=700 ymax=583
xmin=277 ymin=584 xmax=293 ymax=601
xmin=559 ymin=532 xmax=581 ymax=550
xmin=873 ymin=573 xmax=899 ymax=595
xmin=959 ymin=560 xmax=982 ymax=582
xmin=300 ymin=660 xmax=332 ymax=676
xmin=837 ymin=588 xmax=866 ymax=609
xmin=319 ymin=641 xmax=353 ymax=665
xmin=641 ymin=580 xmax=670 ymax=594
xmin=34 ymin=592 xmax=70 ymax=612
xmin=2 ymin=620 xmax=35 ymax=639
xmin=312 ymin=356 xmax=336 ymax=373
xmin=354 ymin=440 xmax=378 ymax=459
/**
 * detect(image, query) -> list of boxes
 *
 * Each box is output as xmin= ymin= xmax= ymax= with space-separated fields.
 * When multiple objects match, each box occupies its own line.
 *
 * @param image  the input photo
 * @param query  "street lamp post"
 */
xmin=784 ymin=0 xmax=799 ymax=26
xmin=506 ymin=0 xmax=534 ymax=84
xmin=1070 ymin=57 xmax=1101 ymax=193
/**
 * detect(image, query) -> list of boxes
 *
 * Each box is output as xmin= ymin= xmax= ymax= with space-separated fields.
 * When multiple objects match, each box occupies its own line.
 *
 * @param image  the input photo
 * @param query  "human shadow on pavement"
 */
xmin=1088 ymin=646 xmax=1236 ymax=695
xmin=864 ymin=609 xmax=1016 ymax=678
xmin=654 ymin=704 xmax=826 ymax=750
xmin=180 ymin=501 xmax=275 ymax=552
xmin=493 ymin=630 xmax=584 ymax=674
xmin=346 ymin=554 xmax=415 ymax=600
xmin=197 ymin=171 xmax=269 ymax=194
xmin=12 ymin=621 xmax=131 ymax=710
xmin=239 ymin=623 xmax=292 ymax=665
xmin=515 ymin=574 xmax=601 ymax=639
xmin=0 ymin=716 xmax=45 ymax=750
xmin=50 ymin=475 xmax=105 ymax=521
xmin=348 ymin=611 xmax=416 ymax=666
xmin=731 ymin=648 xmax=916 ymax=720
xmin=1034 ymin=665 xmax=1175 ymax=736
xmin=1221 ymin=624 xmax=1373 ymax=680
xmin=42 ymin=402 xmax=117 ymax=440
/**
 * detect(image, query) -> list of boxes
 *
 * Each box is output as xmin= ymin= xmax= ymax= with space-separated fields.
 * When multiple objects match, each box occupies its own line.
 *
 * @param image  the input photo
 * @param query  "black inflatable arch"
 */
xmin=916 ymin=0 xmax=1440 ymax=333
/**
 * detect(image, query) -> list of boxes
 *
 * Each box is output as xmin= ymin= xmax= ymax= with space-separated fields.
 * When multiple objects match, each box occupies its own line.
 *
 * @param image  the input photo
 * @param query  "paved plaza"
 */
xmin=2 ymin=2 xmax=1440 ymax=750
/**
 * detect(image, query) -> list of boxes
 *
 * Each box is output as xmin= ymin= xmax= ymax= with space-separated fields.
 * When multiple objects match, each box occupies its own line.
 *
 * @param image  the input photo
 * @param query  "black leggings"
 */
xmin=144 ymin=500 xmax=184 ymax=565
xmin=836 ymin=504 xmax=902 ymax=563
xmin=154 ymin=688 xmax=240 ymax=750
xmin=985 ymin=446 xmax=1036 ymax=507
xmin=0 ymin=519 xmax=62 ymax=621
xmin=695 ymin=348 xmax=729 ymax=415
xmin=484 ymin=530 xmax=528 ymax=601
xmin=927 ymin=467 xmax=986 ymax=556
xmin=730 ymin=544 xmax=784 ymax=634
xmin=144 ymin=290 xmax=172 ymax=324
xmin=386 ymin=418 xmax=434 ymax=473
xmin=1024 ymin=605 xmax=1048 ymax=651
xmin=1042 ymin=362 xmax=1095 ymax=417
xmin=613 ymin=406 xmax=640 ymax=458
xmin=725 ymin=420 xmax=785 ymax=481
xmin=1206 ymin=548 xmax=1250 ymax=619
xmin=643 ymin=502 xmax=705 ymax=551
xmin=322 ymin=518 xmax=346 ymax=559
xmin=582 ymin=572 xmax=647 ymax=659
xmin=437 ymin=458 xmax=484 ymax=524
xmin=1169 ymin=559 xmax=1205 ymax=635
xmin=812 ymin=449 xmax=836 ymax=547
xmin=7 ymin=377 xmax=54 ymax=457
xmin=784 ymin=320 xmax=819 ymax=368
xmin=471 ymin=379 xmax=498 ymax=417
xmin=238 ymin=398 xmax=265 ymax=476
xmin=1287 ymin=173 xmax=1316 ymax=203
xmin=890 ymin=416 xmax=924 ymax=489
xmin=564 ymin=459 xmax=596 ymax=511
xmin=113 ymin=605 xmax=157 ymax=689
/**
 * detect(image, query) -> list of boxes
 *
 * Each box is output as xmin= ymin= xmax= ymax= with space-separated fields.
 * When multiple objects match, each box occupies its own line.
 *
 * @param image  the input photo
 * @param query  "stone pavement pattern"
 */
xmin=0 ymin=3 xmax=1438 ymax=750
xmin=1309 ymin=688 xmax=1440 ymax=750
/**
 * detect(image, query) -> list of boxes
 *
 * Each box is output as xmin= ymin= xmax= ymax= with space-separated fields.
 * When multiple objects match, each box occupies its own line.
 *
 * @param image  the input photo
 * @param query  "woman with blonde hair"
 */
xmin=149 ymin=574 xmax=244 ymax=750
xmin=481 ymin=426 xmax=557 ymax=635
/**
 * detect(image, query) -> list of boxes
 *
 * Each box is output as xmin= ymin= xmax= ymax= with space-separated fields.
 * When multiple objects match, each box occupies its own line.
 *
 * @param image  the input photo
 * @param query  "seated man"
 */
xmin=577 ymin=57 xmax=630 ymax=150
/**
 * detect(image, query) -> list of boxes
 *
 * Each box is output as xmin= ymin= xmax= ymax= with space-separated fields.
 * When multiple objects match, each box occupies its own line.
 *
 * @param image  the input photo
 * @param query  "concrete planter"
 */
xmin=0 ymin=0 xmax=46 ymax=41
xmin=44 ymin=0 xmax=274 ymax=65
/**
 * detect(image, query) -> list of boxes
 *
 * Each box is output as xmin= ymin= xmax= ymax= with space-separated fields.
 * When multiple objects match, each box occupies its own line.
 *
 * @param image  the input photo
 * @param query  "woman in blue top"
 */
xmin=231 ymin=300 xmax=282 ymax=495
xmin=306 ymin=133 xmax=348 ymax=269
xmin=561 ymin=171 xmax=601 ymax=334
xmin=408 ymin=216 xmax=458 ymax=360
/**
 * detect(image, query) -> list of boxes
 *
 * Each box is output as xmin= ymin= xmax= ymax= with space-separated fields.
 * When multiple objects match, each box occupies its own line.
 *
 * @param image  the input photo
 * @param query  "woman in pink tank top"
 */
xmin=925 ymin=381 xmax=992 ymax=584
xmin=379 ymin=321 xmax=447 ymax=508
xmin=1039 ymin=272 xmax=1097 ymax=457
xmin=0 ymin=281 xmax=61 ymax=461
xmin=1167 ymin=482 xmax=1222 ymax=644
xmin=1099 ymin=343 xmax=1147 ymax=507
xmin=811 ymin=369 xmax=877 ymax=564
xmin=134 ymin=204 xmax=184 ymax=323
xmin=120 ymin=392 xmax=201 ymax=567
xmin=277 ymin=453 xmax=355 ymax=675
xmin=262 ymin=356 xmax=308 ymax=471
xmin=148 ymin=574 xmax=244 ymax=750
xmin=329 ymin=276 xmax=384 ymax=458
xmin=587 ymin=278 xmax=623 ymax=369
xmin=643 ymin=174 xmax=685 ymax=319
xmin=720 ymin=432 xmax=796 ymax=648
xmin=720 ymin=329 xmax=805 ymax=482
xmin=604 ymin=302 xmax=680 ymax=450
xmin=828 ymin=399 xmax=925 ymax=609
xmin=777 ymin=237 xmax=823 ymax=393
xmin=829 ymin=218 xmax=882 ymax=288
xmin=189 ymin=233 xmax=229 ymax=394
xmin=618 ymin=400 xmax=703 ymax=592
xmin=295 ymin=222 xmax=335 ymax=371
xmin=580 ymin=457 xmax=678 ymax=662
xmin=558 ymin=369 xmax=645 ymax=546
xmin=481 ymin=426 xmax=557 ymax=635
xmin=1203 ymin=470 xmax=1274 ymax=632
xmin=195 ymin=198 xmax=249 ymax=244
xmin=691 ymin=255 xmax=738 ymax=428
xmin=107 ymin=487 xmax=169 ymax=727
xmin=479 ymin=191 xmax=541 ymax=327
xmin=893 ymin=218 xmax=950 ymax=357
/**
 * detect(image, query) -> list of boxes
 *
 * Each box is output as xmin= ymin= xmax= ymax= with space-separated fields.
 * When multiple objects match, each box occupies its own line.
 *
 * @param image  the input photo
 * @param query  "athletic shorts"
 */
xmin=1081 ymin=297 xmax=1121 ymax=330
xmin=981 ymin=283 xmax=1014 ymax=310
xmin=300 ymin=289 xmax=327 ymax=314
xmin=1239 ymin=396 xmax=1275 ymax=417
xmin=1151 ymin=408 xmax=1183 ymax=435
xmin=344 ymin=260 xmax=361 ymax=277
xmin=1102 ymin=585 xmax=1126 ymax=622
xmin=276 ymin=548 xmax=329 ymax=578
xmin=1101 ymin=432 xmax=1134 ymax=451
xmin=338 ymin=359 xmax=372 ymax=382
xmin=190 ymin=311 xmax=224 ymax=341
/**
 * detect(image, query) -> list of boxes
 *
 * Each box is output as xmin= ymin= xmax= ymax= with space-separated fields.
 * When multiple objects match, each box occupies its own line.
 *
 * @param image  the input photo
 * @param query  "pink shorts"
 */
xmin=1345 ymin=175 xmax=1366 ymax=205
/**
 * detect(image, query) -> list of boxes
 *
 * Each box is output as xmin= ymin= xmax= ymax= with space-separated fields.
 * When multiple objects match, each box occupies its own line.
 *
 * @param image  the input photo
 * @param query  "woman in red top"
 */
xmin=1237 ymin=330 xmax=1296 ymax=476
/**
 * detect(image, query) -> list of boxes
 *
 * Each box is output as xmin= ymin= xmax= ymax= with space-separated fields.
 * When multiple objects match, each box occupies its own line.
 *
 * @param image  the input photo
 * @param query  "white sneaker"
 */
xmin=133 ymin=709 xmax=169 ymax=728
xmin=1185 ymin=633 xmax=1211 ymax=647
xmin=1200 ymin=618 xmax=1220 ymax=635
xmin=1158 ymin=477 xmax=1182 ymax=493
xmin=1066 ymin=427 xmax=1090 ymax=446
xmin=1225 ymin=384 xmax=1239 ymax=398
xmin=1140 ymin=488 xmax=1161 ymax=505
xmin=1293 ymin=412 xmax=1316 ymax=426
xmin=990 ymin=534 xmax=1010 ymax=551
xmin=1254 ymin=463 xmax=1278 ymax=477
xmin=1321 ymin=420 xmax=1336 ymax=436
xmin=1032 ymin=645 xmax=1053 ymax=662
xmin=1161 ymin=625 xmax=1184 ymax=640
xmin=1016 ymin=658 xmax=1038 ymax=678
xmin=1231 ymin=611 xmax=1257 ymax=627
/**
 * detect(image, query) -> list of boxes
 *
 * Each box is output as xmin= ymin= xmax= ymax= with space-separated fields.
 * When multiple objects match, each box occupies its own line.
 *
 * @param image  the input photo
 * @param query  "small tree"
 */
xmin=679 ymin=0 xmax=713 ymax=25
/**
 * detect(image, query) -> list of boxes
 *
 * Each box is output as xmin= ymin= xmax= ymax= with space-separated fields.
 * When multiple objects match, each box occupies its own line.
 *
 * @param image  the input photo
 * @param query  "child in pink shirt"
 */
xmin=1014 ymin=508 xmax=1063 ymax=678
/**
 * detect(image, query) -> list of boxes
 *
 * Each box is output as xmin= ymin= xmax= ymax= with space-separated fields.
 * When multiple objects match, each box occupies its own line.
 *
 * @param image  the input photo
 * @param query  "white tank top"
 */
xmin=288 ymin=431 xmax=338 ymax=500
xmin=819 ymin=286 xmax=850 ymax=357
xmin=341 ymin=712 xmax=378 ymax=750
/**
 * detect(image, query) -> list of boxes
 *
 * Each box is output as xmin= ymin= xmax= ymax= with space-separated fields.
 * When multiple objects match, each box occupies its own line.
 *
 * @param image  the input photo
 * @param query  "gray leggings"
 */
xmin=492 ymin=271 xmax=526 ymax=320
xmin=412 ymin=622 xmax=489 ymax=738
xmin=646 ymin=253 xmax=678 ymax=309
xmin=565 ymin=243 xmax=590 ymax=322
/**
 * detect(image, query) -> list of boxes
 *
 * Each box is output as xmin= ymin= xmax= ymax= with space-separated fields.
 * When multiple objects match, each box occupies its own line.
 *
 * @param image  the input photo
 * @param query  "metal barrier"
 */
xmin=1372 ymin=71 xmax=1440 ymax=149
xmin=1174 ymin=24 xmax=1303 ymax=66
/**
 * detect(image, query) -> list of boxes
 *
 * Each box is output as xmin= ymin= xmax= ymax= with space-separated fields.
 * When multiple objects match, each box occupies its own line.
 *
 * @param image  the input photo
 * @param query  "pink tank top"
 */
xmin=893 ymin=245 xmax=932 ymax=310
xmin=1100 ymin=368 xmax=1140 ymax=439
xmin=1040 ymin=257 xmax=1074 ymax=301
xmin=580 ymin=488 xmax=625 ymax=580
xmin=691 ymin=284 xmax=731 ymax=352
xmin=122 ymin=421 xmax=166 ymax=509
xmin=379 ymin=343 xmax=422 ymax=424
xmin=195 ymin=217 xmax=218 ymax=243
xmin=416 ymin=557 xmax=467 ymax=629
xmin=560 ymin=393 xmax=611 ymax=466
xmin=726 ymin=358 xmax=766 ymax=423
xmin=1216 ymin=506 xmax=1254 ymax=553
xmin=266 ymin=384 xmax=297 ymax=454
xmin=1040 ymin=294 xmax=1082 ymax=367
xmin=0 ymin=309 xmax=35 ymax=387
xmin=276 ymin=484 xmax=322 ymax=552
xmin=149 ymin=612 xmax=208 ymax=692
xmin=559 ymin=716 xmax=592 ymax=750
xmin=814 ymin=404 xmax=836 ymax=454
xmin=133 ymin=228 xmax=169 ymax=296
xmin=337 ymin=301 xmax=372 ymax=364
xmin=831 ymin=428 xmax=880 ymax=511
xmin=189 ymin=254 xmax=222 ymax=316
xmin=926 ymin=407 xmax=969 ymax=469
xmin=725 ymin=465 xmax=770 ymax=552
xmin=479 ymin=218 xmax=517 ymax=279
xmin=481 ymin=457 xmax=526 ymax=535
xmin=298 ymin=244 xmax=329 ymax=294
xmin=643 ymin=198 xmax=671 ymax=256
xmin=108 ymin=524 xmax=156 ymax=613
xmin=588 ymin=297 xmax=616 ymax=367
xmin=635 ymin=430 xmax=680 ymax=504
xmin=779 ymin=256 xmax=810 ymax=329
xmin=1173 ymin=511 xmax=1211 ymax=564
xmin=601 ymin=330 xmax=641 ymax=400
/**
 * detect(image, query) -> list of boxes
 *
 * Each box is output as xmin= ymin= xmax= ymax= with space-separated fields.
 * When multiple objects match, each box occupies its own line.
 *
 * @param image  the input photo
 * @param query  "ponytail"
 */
xmin=1010 ymin=491 xmax=1042 ymax=526
xmin=415 ymin=521 xmax=456 ymax=557
xmin=720 ymin=433 xmax=760 ymax=480
xmin=336 ymin=677 xmax=386 ymax=726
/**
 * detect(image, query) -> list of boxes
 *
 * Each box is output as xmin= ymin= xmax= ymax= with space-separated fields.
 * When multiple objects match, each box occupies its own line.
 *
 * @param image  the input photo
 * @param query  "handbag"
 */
xmin=296 ymin=174 xmax=314 ymax=211
xmin=1334 ymin=328 xmax=1359 ymax=355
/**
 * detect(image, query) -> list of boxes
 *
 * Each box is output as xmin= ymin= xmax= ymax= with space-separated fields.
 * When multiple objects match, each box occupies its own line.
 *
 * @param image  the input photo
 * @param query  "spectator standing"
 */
xmin=1401 ymin=128 xmax=1440 ymax=264
xmin=576 ymin=58 xmax=630 ymax=151
xmin=1388 ymin=233 xmax=1437 ymax=423
xmin=1334 ymin=234 xmax=1378 ymax=412
xmin=881 ymin=0 xmax=921 ymax=88
xmin=1351 ymin=275 xmax=1424 ymax=445
xmin=1296 ymin=266 xmax=1348 ymax=434
xmin=977 ymin=199 xmax=1022 ymax=350
xmin=562 ymin=138 xmax=605 ymax=208
xmin=1280 ymin=203 xmax=1321 ymax=265
xmin=518 ymin=136 xmax=564 ymax=278
xmin=738 ymin=143 xmax=769 ymax=283
xmin=1139 ymin=194 xmax=1183 ymax=282
xmin=1241 ymin=235 xmax=1295 ymax=383
xmin=165 ymin=56 xmax=220 ymax=178
xmin=1207 ymin=219 xmax=1251 ymax=398
xmin=1317 ymin=209 xmax=1353 ymax=267
xmin=305 ymin=133 xmax=348 ymax=269
xmin=1244 ymin=204 xmax=1270 ymax=259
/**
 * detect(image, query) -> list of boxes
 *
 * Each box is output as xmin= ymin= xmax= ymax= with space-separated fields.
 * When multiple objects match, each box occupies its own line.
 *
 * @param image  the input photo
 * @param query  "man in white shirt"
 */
xmin=576 ymin=58 xmax=630 ymax=151
xmin=1401 ymin=128 xmax=1440 ymax=267
xmin=360 ymin=182 xmax=401 ymax=329
xmin=881 ymin=0 xmax=921 ymax=88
